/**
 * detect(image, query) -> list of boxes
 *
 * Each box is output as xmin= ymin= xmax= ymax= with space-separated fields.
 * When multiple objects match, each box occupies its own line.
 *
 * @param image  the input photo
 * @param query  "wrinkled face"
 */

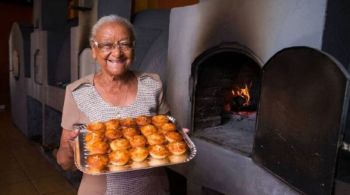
xmin=91 ymin=22 xmax=134 ymax=77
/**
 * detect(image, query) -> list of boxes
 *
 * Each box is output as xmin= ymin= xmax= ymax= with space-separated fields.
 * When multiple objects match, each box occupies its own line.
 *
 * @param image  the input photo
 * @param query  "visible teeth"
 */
xmin=108 ymin=59 xmax=121 ymax=63
xmin=107 ymin=60 xmax=116 ymax=63
xmin=106 ymin=59 xmax=124 ymax=67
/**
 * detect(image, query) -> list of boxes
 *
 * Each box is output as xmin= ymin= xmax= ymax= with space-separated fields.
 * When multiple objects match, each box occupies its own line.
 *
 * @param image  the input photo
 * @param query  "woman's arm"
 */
xmin=56 ymin=128 xmax=79 ymax=170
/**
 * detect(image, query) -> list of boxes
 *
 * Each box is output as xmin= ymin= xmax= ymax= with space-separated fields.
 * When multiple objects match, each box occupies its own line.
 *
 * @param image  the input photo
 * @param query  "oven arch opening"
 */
xmin=190 ymin=42 xmax=262 ymax=155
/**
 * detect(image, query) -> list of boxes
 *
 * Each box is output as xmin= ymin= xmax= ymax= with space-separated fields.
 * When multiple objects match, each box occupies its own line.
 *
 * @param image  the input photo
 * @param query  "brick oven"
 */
xmin=191 ymin=43 xmax=261 ymax=154
xmin=165 ymin=0 xmax=350 ymax=195
xmin=8 ymin=0 xmax=350 ymax=194
xmin=184 ymin=42 xmax=350 ymax=195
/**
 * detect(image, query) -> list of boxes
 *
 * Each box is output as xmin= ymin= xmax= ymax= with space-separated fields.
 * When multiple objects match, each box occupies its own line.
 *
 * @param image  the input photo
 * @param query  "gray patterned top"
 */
xmin=62 ymin=72 xmax=170 ymax=195
xmin=72 ymin=73 xmax=163 ymax=121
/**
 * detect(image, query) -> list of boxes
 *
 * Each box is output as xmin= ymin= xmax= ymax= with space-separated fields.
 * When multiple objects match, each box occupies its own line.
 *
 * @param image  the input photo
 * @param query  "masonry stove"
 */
xmin=165 ymin=1 xmax=346 ymax=194
xmin=191 ymin=43 xmax=261 ymax=155
xmin=181 ymin=45 xmax=350 ymax=195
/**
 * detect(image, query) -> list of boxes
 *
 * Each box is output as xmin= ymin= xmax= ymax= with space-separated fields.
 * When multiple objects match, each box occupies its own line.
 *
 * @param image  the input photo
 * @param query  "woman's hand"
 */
xmin=56 ymin=129 xmax=79 ymax=170
xmin=182 ymin=128 xmax=190 ymax=134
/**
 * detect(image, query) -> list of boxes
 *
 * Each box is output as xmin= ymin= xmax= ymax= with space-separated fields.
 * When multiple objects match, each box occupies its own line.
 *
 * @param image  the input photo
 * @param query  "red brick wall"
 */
xmin=0 ymin=3 xmax=32 ymax=107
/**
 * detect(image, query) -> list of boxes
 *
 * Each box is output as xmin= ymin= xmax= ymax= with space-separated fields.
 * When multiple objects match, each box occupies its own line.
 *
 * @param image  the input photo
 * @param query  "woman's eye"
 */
xmin=119 ymin=43 xmax=130 ymax=49
xmin=100 ymin=43 xmax=113 ymax=50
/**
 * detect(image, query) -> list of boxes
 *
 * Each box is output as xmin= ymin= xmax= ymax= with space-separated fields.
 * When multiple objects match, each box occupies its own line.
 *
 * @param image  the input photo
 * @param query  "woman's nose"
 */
xmin=109 ymin=46 xmax=123 ymax=56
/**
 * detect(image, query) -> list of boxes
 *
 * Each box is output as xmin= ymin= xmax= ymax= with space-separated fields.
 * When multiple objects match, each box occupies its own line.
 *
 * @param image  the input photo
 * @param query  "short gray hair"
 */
xmin=90 ymin=15 xmax=135 ymax=41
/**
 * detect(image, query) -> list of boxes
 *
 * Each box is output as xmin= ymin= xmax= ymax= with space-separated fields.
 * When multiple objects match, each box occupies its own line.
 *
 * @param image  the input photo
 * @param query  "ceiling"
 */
xmin=0 ymin=0 xmax=32 ymax=6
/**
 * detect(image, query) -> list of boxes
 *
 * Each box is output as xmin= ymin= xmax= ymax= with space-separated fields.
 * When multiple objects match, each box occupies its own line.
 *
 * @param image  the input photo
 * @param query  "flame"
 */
xmin=232 ymin=84 xmax=251 ymax=106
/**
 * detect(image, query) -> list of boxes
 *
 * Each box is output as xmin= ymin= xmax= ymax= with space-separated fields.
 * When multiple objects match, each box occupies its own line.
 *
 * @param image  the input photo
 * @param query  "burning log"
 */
xmin=231 ymin=96 xmax=247 ymax=111
xmin=224 ymin=83 xmax=256 ymax=113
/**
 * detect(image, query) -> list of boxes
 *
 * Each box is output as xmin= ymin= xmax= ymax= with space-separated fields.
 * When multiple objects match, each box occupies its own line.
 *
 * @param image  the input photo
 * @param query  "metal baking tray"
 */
xmin=73 ymin=116 xmax=197 ymax=175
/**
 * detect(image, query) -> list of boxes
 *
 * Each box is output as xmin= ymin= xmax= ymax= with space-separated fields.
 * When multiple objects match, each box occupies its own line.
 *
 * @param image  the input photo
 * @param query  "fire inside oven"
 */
xmin=192 ymin=47 xmax=261 ymax=154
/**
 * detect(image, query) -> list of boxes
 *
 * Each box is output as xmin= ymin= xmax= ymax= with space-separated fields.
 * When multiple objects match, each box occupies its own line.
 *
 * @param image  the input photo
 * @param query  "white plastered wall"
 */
xmin=27 ymin=30 xmax=47 ymax=103
xmin=166 ymin=0 xmax=327 ymax=128
xmin=70 ymin=0 xmax=98 ymax=82
xmin=9 ymin=23 xmax=28 ymax=134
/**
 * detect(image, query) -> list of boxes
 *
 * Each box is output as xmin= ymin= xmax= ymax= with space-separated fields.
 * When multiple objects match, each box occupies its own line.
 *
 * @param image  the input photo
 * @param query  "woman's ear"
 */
xmin=91 ymin=47 xmax=97 ymax=60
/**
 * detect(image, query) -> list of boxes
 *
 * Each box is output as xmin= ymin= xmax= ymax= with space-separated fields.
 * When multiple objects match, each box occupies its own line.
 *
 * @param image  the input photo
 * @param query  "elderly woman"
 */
xmin=56 ymin=15 xmax=170 ymax=195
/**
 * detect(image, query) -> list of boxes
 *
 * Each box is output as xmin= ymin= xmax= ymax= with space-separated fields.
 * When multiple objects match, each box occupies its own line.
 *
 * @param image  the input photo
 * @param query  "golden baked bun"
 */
xmin=86 ymin=140 xmax=110 ymax=155
xmin=148 ymin=157 xmax=169 ymax=166
xmin=131 ymin=161 xmax=149 ymax=169
xmin=151 ymin=115 xmax=169 ymax=127
xmin=168 ymin=154 xmax=187 ymax=163
xmin=122 ymin=127 xmax=139 ymax=140
xmin=108 ymin=164 xmax=129 ymax=171
xmin=87 ymin=154 xmax=109 ymax=172
xmin=104 ymin=119 xmax=120 ymax=130
xmin=120 ymin=117 xmax=136 ymax=127
xmin=165 ymin=131 xmax=183 ymax=143
xmin=130 ymin=135 xmax=147 ymax=148
xmin=159 ymin=122 xmax=176 ymax=135
xmin=109 ymin=150 xmax=130 ymax=166
xmin=110 ymin=138 xmax=130 ymax=151
xmin=135 ymin=115 xmax=151 ymax=126
xmin=130 ymin=147 xmax=149 ymax=162
xmin=85 ymin=132 xmax=105 ymax=144
xmin=105 ymin=128 xmax=123 ymax=140
xmin=167 ymin=141 xmax=187 ymax=155
xmin=140 ymin=124 xmax=157 ymax=137
xmin=87 ymin=121 xmax=106 ymax=134
xmin=147 ymin=133 xmax=166 ymax=146
xmin=149 ymin=144 xmax=169 ymax=159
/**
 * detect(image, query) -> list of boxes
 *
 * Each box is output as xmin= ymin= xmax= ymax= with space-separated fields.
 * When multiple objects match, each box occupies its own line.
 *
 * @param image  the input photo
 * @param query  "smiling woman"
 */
xmin=91 ymin=39 xmax=134 ymax=53
xmin=89 ymin=17 xmax=137 ymax=106
xmin=56 ymin=15 xmax=171 ymax=195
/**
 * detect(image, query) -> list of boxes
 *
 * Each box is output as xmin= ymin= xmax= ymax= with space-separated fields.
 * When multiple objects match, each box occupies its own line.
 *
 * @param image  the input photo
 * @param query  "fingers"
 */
xmin=182 ymin=128 xmax=190 ymax=134
xmin=62 ymin=129 xmax=79 ymax=142
xmin=60 ymin=129 xmax=79 ymax=154
xmin=68 ymin=140 xmax=76 ymax=153
xmin=69 ymin=129 xmax=80 ymax=141
xmin=68 ymin=130 xmax=79 ymax=152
